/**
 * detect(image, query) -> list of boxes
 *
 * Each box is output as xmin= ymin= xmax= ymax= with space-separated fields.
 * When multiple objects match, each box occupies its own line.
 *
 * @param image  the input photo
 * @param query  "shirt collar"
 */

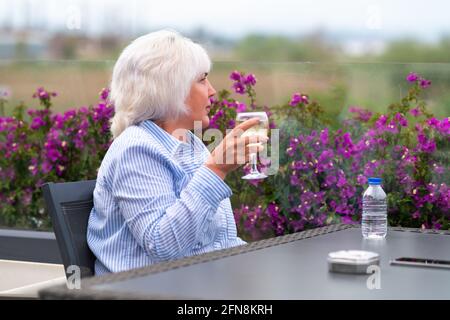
xmin=140 ymin=120 xmax=193 ymax=155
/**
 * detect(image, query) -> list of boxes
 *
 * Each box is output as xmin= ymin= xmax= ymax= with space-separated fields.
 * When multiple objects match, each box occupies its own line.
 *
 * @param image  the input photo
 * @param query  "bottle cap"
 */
xmin=368 ymin=177 xmax=382 ymax=185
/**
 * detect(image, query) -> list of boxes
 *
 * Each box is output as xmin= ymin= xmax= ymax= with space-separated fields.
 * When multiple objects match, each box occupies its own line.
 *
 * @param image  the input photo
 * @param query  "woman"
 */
xmin=87 ymin=30 xmax=267 ymax=275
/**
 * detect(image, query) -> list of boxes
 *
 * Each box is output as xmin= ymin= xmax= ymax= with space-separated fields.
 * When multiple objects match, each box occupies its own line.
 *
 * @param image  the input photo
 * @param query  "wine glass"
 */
xmin=235 ymin=112 xmax=269 ymax=180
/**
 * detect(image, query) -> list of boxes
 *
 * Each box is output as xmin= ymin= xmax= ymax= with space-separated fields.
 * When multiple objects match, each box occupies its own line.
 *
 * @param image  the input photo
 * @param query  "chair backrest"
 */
xmin=42 ymin=180 xmax=97 ymax=279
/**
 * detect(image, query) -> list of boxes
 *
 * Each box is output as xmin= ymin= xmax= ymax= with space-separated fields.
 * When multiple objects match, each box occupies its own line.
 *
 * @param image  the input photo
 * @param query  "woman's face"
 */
xmin=184 ymin=73 xmax=216 ymax=129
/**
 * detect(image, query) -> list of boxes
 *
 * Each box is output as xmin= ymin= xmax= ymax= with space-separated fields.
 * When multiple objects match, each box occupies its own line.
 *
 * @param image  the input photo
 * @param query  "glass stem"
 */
xmin=249 ymin=153 xmax=259 ymax=173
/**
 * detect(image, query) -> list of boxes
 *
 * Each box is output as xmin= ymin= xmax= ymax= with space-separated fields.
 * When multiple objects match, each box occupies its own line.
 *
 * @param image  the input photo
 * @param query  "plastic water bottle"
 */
xmin=362 ymin=177 xmax=387 ymax=239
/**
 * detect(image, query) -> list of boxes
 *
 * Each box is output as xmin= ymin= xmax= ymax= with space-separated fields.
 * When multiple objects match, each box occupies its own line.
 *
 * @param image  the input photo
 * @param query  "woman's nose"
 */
xmin=207 ymin=80 xmax=217 ymax=97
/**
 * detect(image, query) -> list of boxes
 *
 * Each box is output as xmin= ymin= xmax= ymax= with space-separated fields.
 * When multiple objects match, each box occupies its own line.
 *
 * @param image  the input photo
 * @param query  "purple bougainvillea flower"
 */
xmin=41 ymin=161 xmax=53 ymax=174
xmin=46 ymin=148 xmax=62 ymax=162
xmin=232 ymin=82 xmax=245 ymax=95
xmin=289 ymin=93 xmax=301 ymax=106
xmin=394 ymin=113 xmax=408 ymax=127
xmin=243 ymin=74 xmax=257 ymax=86
xmin=426 ymin=117 xmax=440 ymax=128
xmin=410 ymin=108 xmax=421 ymax=117
xmin=406 ymin=72 xmax=419 ymax=82
xmin=420 ymin=78 xmax=432 ymax=88
xmin=375 ymin=114 xmax=388 ymax=129
xmin=357 ymin=174 xmax=367 ymax=185
xmin=438 ymin=117 xmax=450 ymax=135
xmin=63 ymin=109 xmax=76 ymax=121
xmin=236 ymin=102 xmax=247 ymax=112
xmin=99 ymin=88 xmax=110 ymax=100
xmin=30 ymin=117 xmax=45 ymax=130
xmin=39 ymin=91 xmax=49 ymax=99
xmin=417 ymin=133 xmax=436 ymax=153
xmin=229 ymin=70 xmax=242 ymax=81
xmin=319 ymin=128 xmax=329 ymax=145
xmin=32 ymin=87 xmax=57 ymax=100
xmin=289 ymin=93 xmax=308 ymax=106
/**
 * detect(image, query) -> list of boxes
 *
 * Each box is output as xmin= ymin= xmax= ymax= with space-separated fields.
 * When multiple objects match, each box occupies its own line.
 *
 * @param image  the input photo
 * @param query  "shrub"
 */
xmin=0 ymin=72 xmax=448 ymax=239
xmin=0 ymin=88 xmax=113 ymax=229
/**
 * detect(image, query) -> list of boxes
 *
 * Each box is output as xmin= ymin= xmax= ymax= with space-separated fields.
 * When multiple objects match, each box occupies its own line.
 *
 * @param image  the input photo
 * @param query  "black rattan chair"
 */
xmin=42 ymin=180 xmax=96 ymax=279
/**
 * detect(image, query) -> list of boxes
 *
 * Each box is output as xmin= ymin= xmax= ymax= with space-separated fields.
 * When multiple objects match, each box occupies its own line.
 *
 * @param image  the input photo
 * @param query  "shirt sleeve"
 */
xmin=111 ymin=142 xmax=232 ymax=262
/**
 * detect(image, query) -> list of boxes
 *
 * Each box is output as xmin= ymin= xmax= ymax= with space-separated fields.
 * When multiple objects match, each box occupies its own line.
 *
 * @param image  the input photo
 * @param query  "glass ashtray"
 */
xmin=328 ymin=250 xmax=380 ymax=274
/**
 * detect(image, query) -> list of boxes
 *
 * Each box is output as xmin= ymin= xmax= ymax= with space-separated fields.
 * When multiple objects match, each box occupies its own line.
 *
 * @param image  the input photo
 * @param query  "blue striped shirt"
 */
xmin=87 ymin=120 xmax=246 ymax=275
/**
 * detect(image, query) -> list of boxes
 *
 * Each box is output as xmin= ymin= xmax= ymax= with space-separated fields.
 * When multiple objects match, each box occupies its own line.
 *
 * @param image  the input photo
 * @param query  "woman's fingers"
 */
xmin=222 ymin=135 xmax=267 ymax=152
xmin=208 ymin=129 xmax=268 ymax=170
xmin=241 ymin=135 xmax=269 ymax=145
xmin=246 ymin=143 xmax=264 ymax=154
xmin=232 ymin=118 xmax=260 ymax=136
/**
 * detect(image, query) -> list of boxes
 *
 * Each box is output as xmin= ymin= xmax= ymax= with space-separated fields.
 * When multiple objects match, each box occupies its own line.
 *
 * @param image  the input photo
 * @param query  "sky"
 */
xmin=1 ymin=0 xmax=450 ymax=41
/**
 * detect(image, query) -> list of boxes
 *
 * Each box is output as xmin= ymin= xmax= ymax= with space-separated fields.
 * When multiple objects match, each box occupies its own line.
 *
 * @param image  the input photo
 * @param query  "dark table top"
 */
xmin=39 ymin=224 xmax=450 ymax=300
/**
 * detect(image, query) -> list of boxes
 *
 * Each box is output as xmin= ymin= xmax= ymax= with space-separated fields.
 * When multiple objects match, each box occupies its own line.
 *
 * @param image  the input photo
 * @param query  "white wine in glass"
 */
xmin=236 ymin=112 xmax=269 ymax=180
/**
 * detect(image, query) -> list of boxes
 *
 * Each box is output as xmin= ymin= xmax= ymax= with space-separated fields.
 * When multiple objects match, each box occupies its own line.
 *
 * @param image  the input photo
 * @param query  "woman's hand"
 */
xmin=204 ymin=118 xmax=269 ymax=180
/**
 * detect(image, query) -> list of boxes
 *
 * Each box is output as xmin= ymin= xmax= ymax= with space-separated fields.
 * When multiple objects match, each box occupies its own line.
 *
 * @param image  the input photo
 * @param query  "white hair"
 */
xmin=109 ymin=30 xmax=211 ymax=139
